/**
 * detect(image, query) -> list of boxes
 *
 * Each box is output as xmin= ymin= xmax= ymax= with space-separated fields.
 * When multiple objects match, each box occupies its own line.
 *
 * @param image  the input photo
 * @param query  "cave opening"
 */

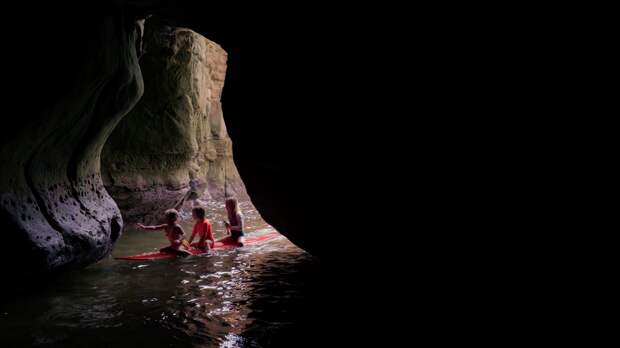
xmin=0 ymin=3 xmax=362 ymax=346
xmin=100 ymin=18 xmax=271 ymax=244
xmin=0 ymin=9 xmax=323 ymax=343
xmin=0 ymin=4 xmax=329 ymax=277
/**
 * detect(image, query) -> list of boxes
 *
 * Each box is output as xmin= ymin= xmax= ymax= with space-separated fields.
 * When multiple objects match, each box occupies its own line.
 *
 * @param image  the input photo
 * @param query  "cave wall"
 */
xmin=102 ymin=20 xmax=246 ymax=223
xmin=0 ymin=3 xmax=334 ymax=278
xmin=0 ymin=4 xmax=144 ymax=274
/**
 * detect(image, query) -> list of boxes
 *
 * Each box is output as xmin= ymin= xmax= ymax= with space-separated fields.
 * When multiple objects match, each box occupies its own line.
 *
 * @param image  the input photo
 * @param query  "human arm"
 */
xmin=228 ymin=213 xmax=244 ymax=231
xmin=170 ymin=226 xmax=185 ymax=247
xmin=136 ymin=223 xmax=167 ymax=231
xmin=207 ymin=224 xmax=215 ymax=247
xmin=188 ymin=225 xmax=198 ymax=244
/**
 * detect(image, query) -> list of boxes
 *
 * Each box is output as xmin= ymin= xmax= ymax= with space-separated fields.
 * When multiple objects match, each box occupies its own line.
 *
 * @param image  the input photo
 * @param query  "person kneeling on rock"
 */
xmin=136 ymin=209 xmax=192 ymax=256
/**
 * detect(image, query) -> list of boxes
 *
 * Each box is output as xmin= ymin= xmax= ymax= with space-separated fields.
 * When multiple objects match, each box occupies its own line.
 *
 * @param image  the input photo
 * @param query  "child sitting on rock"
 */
xmin=137 ymin=209 xmax=192 ymax=256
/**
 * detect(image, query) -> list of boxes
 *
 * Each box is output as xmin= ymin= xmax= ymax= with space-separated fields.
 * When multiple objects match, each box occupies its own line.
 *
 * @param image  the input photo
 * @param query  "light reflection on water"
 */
xmin=0 ymin=199 xmax=321 ymax=348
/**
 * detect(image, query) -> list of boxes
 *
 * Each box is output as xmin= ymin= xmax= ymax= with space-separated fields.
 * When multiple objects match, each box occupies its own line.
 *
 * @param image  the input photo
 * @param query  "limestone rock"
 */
xmin=0 ymin=5 xmax=143 ymax=274
xmin=102 ymin=21 xmax=246 ymax=224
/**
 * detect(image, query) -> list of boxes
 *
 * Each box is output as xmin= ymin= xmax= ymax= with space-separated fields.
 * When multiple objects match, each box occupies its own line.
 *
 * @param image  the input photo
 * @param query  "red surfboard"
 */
xmin=114 ymin=231 xmax=281 ymax=261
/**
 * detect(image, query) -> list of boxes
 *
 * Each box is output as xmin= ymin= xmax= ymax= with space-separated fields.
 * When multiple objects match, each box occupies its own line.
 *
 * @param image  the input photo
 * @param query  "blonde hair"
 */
xmin=225 ymin=197 xmax=240 ymax=224
xmin=225 ymin=197 xmax=238 ymax=211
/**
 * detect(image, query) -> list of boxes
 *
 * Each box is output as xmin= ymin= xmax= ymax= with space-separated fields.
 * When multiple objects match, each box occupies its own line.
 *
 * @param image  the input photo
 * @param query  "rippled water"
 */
xmin=0 ymin=200 xmax=321 ymax=348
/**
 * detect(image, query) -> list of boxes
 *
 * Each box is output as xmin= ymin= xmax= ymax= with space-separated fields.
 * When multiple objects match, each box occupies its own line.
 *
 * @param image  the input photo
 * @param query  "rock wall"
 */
xmin=0 ymin=4 xmax=332 ymax=279
xmin=0 ymin=4 xmax=144 ymax=275
xmin=102 ymin=21 xmax=246 ymax=223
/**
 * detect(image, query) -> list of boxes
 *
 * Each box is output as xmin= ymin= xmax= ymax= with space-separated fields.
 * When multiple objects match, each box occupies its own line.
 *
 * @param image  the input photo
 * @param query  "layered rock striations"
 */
xmin=102 ymin=21 xmax=246 ymax=223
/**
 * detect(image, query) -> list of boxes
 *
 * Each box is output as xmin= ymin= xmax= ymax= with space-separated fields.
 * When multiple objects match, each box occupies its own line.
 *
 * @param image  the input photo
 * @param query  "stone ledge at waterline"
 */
xmin=102 ymin=22 xmax=247 ymax=224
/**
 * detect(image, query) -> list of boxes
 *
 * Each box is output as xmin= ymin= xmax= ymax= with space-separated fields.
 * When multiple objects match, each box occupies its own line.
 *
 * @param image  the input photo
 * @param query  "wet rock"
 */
xmin=0 ymin=4 xmax=143 ymax=273
xmin=0 ymin=4 xmax=332 ymax=276
xmin=102 ymin=21 xmax=247 ymax=224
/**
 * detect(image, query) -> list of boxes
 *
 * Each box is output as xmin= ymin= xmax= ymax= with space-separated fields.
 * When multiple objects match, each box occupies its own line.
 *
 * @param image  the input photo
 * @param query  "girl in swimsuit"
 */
xmin=217 ymin=197 xmax=245 ymax=246
xmin=137 ymin=209 xmax=192 ymax=256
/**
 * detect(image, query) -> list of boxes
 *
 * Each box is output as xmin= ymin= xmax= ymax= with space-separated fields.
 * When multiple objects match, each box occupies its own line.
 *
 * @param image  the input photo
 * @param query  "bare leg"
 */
xmin=160 ymin=246 xmax=175 ymax=253
xmin=217 ymin=236 xmax=233 ymax=244
xmin=161 ymin=244 xmax=191 ymax=256
xmin=217 ymin=236 xmax=244 ymax=246
xmin=177 ymin=248 xmax=192 ymax=257
xmin=191 ymin=241 xmax=210 ymax=252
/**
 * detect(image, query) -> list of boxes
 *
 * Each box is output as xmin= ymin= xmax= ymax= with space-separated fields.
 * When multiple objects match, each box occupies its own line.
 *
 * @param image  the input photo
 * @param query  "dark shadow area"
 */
xmin=0 ymin=2 xmax=383 ymax=345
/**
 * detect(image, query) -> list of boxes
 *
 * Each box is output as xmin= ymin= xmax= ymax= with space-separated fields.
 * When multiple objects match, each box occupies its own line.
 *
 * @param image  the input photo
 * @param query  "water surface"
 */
xmin=0 ymin=200 xmax=322 ymax=347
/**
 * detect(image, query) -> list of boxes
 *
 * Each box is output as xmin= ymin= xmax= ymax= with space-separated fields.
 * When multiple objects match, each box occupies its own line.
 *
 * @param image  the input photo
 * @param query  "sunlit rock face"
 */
xmin=0 ymin=5 xmax=144 ymax=274
xmin=102 ymin=21 xmax=246 ymax=224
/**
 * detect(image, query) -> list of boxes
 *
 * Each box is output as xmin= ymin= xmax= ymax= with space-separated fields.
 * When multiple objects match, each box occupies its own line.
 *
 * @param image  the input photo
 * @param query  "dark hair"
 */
xmin=192 ymin=206 xmax=206 ymax=218
xmin=164 ymin=209 xmax=179 ymax=221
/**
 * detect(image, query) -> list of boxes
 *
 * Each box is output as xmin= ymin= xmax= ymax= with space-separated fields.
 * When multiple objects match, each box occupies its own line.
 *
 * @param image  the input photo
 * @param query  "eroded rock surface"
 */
xmin=0 ymin=5 xmax=143 ymax=274
xmin=102 ymin=21 xmax=246 ymax=224
xmin=0 ymin=4 xmax=332 ymax=278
